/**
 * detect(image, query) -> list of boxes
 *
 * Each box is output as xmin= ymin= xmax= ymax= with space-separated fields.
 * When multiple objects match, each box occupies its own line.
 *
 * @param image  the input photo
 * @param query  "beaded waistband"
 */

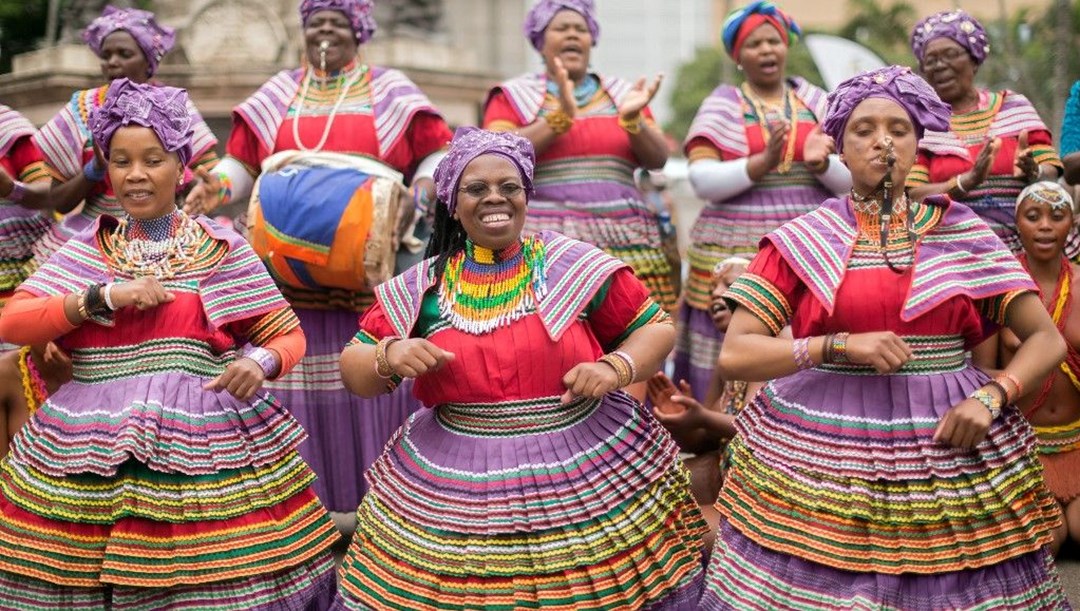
xmin=71 ymin=339 xmax=236 ymax=383
xmin=818 ymin=335 xmax=966 ymax=375
xmin=436 ymin=395 xmax=600 ymax=437
xmin=1033 ymin=419 xmax=1080 ymax=455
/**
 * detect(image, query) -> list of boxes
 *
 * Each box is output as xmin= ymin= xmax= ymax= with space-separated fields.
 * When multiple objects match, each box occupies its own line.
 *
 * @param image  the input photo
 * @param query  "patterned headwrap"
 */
xmin=299 ymin=0 xmax=377 ymax=44
xmin=434 ymin=127 xmax=535 ymax=215
xmin=82 ymin=5 xmax=176 ymax=77
xmin=910 ymin=9 xmax=990 ymax=66
xmin=822 ymin=66 xmax=951 ymax=154
xmin=523 ymin=0 xmax=600 ymax=52
xmin=89 ymin=78 xmax=194 ymax=168
xmin=721 ymin=1 xmax=801 ymax=60
xmin=1016 ymin=181 xmax=1074 ymax=213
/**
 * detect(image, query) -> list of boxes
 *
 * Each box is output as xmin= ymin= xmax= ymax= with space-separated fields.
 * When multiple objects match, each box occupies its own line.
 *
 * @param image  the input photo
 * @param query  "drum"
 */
xmin=248 ymin=151 xmax=403 ymax=292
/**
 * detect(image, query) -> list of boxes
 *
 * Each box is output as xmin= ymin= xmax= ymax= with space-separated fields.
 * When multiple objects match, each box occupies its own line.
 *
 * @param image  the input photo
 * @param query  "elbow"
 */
xmin=716 ymin=340 xmax=741 ymax=382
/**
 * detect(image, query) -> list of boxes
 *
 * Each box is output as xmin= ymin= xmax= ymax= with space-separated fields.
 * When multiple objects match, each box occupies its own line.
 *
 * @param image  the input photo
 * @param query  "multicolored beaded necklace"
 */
xmin=17 ymin=346 xmax=48 ymax=417
xmin=438 ymin=236 xmax=547 ymax=334
xmin=741 ymin=82 xmax=799 ymax=173
xmin=110 ymin=207 xmax=200 ymax=279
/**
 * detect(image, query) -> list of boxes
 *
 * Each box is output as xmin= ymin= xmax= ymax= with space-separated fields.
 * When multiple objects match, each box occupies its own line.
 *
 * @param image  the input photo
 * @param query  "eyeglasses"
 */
xmin=458 ymin=182 xmax=525 ymax=199
xmin=920 ymin=48 xmax=968 ymax=69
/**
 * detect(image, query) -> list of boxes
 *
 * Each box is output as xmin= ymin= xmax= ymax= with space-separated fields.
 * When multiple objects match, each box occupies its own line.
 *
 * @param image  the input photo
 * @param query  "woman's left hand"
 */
xmin=618 ymin=74 xmax=663 ymax=122
xmin=561 ymin=361 xmax=621 ymax=403
xmin=1013 ymin=130 xmax=1040 ymax=183
xmin=204 ymin=357 xmax=265 ymax=401
xmin=802 ymin=127 xmax=834 ymax=172
xmin=933 ymin=397 xmax=993 ymax=450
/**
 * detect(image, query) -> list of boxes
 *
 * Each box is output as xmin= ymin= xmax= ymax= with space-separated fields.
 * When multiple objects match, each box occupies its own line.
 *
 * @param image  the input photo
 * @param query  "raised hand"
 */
xmin=961 ymin=136 xmax=1000 ymax=191
xmin=646 ymin=372 xmax=684 ymax=415
xmin=1013 ymin=130 xmax=1039 ymax=183
xmin=204 ymin=357 xmax=265 ymax=401
xmin=802 ymin=126 xmax=834 ymax=172
xmin=386 ymin=338 xmax=455 ymax=379
xmin=109 ymin=277 xmax=176 ymax=311
xmin=183 ymin=167 xmax=223 ymax=216
xmin=618 ymin=74 xmax=664 ymax=121
xmin=551 ymin=57 xmax=578 ymax=118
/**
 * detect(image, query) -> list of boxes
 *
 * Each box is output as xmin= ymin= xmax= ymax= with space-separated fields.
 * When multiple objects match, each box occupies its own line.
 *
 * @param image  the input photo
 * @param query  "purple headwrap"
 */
xmin=523 ymin=0 xmax=600 ymax=52
xmin=910 ymin=9 xmax=990 ymax=66
xmin=82 ymin=5 xmax=176 ymax=77
xmin=821 ymin=66 xmax=951 ymax=154
xmin=299 ymin=0 xmax=377 ymax=44
xmin=434 ymin=127 xmax=536 ymax=215
xmin=89 ymin=78 xmax=194 ymax=168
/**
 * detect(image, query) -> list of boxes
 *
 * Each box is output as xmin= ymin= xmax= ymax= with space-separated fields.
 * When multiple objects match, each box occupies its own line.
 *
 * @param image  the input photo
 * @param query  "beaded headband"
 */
xmin=1017 ymin=181 xmax=1074 ymax=212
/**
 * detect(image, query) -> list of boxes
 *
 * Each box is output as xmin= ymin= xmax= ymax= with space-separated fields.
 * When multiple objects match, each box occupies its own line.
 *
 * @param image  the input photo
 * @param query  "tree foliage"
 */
xmin=0 ymin=0 xmax=48 ymax=73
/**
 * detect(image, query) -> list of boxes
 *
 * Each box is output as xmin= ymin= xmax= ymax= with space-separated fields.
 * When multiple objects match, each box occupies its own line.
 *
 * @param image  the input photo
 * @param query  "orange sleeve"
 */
xmin=0 ymin=292 xmax=77 ymax=345
xmin=261 ymin=327 xmax=306 ymax=379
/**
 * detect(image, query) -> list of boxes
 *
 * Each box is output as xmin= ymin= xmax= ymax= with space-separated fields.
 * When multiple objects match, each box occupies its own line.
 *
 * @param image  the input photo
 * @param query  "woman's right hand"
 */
xmin=843 ymin=331 xmax=913 ymax=373
xmin=551 ymin=57 xmax=577 ymax=119
xmin=961 ymin=136 xmax=1001 ymax=191
xmin=109 ymin=278 xmax=176 ymax=311
xmin=386 ymin=338 xmax=454 ymax=378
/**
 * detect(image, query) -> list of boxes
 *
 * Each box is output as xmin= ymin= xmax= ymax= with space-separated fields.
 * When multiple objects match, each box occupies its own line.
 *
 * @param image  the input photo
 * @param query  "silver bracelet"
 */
xmin=244 ymin=347 xmax=279 ymax=378
xmin=103 ymin=283 xmax=117 ymax=311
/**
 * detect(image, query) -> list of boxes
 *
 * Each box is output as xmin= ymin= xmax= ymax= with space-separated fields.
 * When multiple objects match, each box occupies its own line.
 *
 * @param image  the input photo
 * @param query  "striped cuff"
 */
xmin=723 ymin=273 xmax=792 ymax=336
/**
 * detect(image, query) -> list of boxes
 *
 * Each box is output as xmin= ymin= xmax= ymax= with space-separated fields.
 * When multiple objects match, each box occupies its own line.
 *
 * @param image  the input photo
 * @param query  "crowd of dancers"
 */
xmin=0 ymin=0 xmax=1079 ymax=609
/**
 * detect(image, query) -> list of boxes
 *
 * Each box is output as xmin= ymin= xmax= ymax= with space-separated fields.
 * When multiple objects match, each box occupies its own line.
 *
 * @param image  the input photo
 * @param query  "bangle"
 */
xmin=83 ymin=159 xmax=106 ymax=183
xmin=103 ymin=283 xmax=117 ymax=311
xmin=953 ymin=173 xmax=968 ymax=195
xmin=598 ymin=353 xmax=633 ymax=388
xmin=792 ymin=337 xmax=813 ymax=370
xmin=244 ymin=347 xmax=279 ymax=378
xmin=544 ymin=109 xmax=574 ymax=135
xmin=84 ymin=283 xmax=109 ymax=316
xmin=6 ymin=180 xmax=28 ymax=203
xmin=822 ymin=333 xmax=836 ymax=364
xmin=618 ymin=114 xmax=643 ymax=135
xmin=374 ymin=336 xmax=400 ymax=379
xmin=993 ymin=372 xmax=1023 ymax=401
xmin=968 ymin=387 xmax=1002 ymax=419
xmin=610 ymin=350 xmax=638 ymax=384
xmin=76 ymin=291 xmax=89 ymax=320
xmin=987 ymin=380 xmax=1009 ymax=405
xmin=806 ymin=158 xmax=829 ymax=174
xmin=830 ymin=332 xmax=850 ymax=364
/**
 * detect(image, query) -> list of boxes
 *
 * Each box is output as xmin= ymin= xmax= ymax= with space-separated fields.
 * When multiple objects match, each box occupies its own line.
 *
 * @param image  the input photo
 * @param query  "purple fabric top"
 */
xmin=822 ymin=66 xmax=951 ymax=154
xmin=82 ymin=5 xmax=175 ymax=77
xmin=911 ymin=9 xmax=990 ymax=66
xmin=90 ymin=78 xmax=194 ymax=167
xmin=299 ymin=0 xmax=376 ymax=43
xmin=523 ymin=0 xmax=599 ymax=51
xmin=434 ymin=127 xmax=536 ymax=215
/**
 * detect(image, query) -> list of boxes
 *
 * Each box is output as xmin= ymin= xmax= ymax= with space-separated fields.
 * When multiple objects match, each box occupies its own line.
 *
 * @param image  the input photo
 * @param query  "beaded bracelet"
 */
xmin=76 ymin=291 xmax=90 ymax=320
xmin=544 ymin=109 xmax=574 ymax=135
xmin=83 ymin=159 xmax=106 ymax=183
xmin=993 ymin=372 xmax=1023 ymax=402
xmin=6 ymin=180 xmax=28 ymax=203
xmin=792 ymin=337 xmax=813 ymax=370
xmin=822 ymin=333 xmax=836 ymax=364
xmin=216 ymin=171 xmax=233 ymax=207
xmin=374 ymin=336 xmax=400 ymax=379
xmin=598 ymin=353 xmax=633 ymax=388
xmin=968 ymin=387 xmax=1002 ymax=419
xmin=831 ymin=332 xmax=850 ymax=364
xmin=618 ymin=114 xmax=643 ymax=135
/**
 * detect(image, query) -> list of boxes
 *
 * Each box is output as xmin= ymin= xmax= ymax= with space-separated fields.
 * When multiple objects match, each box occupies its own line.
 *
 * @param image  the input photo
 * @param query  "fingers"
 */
xmin=203 ymin=374 xmax=223 ymax=392
xmin=932 ymin=410 xmax=954 ymax=445
xmin=390 ymin=339 xmax=455 ymax=378
xmin=677 ymin=378 xmax=694 ymax=396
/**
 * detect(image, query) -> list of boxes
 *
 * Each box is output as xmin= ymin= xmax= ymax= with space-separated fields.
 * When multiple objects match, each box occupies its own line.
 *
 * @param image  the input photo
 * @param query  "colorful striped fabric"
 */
xmin=28 ymin=85 xmax=219 ymax=273
xmin=702 ymin=199 xmax=1068 ymax=608
xmin=0 ymin=218 xmax=338 ymax=608
xmin=483 ymin=74 xmax=676 ymax=313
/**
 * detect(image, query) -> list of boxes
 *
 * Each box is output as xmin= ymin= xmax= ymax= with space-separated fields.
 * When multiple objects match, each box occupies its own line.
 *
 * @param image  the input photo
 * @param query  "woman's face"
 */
xmin=1017 ymin=197 xmax=1073 ymax=264
xmin=918 ymin=37 xmax=977 ymax=107
xmin=454 ymin=154 xmax=528 ymax=251
xmin=710 ymin=263 xmax=747 ymax=332
xmin=304 ymin=9 xmax=359 ymax=72
xmin=107 ymin=126 xmax=183 ymax=220
xmin=841 ymin=97 xmax=918 ymax=196
xmin=736 ymin=23 xmax=787 ymax=90
xmin=540 ymin=9 xmax=592 ymax=83
xmin=98 ymin=30 xmax=150 ymax=83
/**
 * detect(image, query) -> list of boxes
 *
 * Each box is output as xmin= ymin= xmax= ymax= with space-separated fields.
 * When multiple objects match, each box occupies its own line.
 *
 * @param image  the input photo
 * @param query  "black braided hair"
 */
xmin=424 ymin=198 xmax=467 ymax=290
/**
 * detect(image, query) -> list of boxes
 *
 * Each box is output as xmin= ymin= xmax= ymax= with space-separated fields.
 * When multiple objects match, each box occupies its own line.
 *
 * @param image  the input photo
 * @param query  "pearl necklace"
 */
xmin=110 ymin=208 xmax=200 ymax=279
xmin=291 ymin=62 xmax=367 ymax=152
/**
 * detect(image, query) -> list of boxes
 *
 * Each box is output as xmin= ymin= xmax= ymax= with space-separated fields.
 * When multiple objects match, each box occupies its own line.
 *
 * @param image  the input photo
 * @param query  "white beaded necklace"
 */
xmin=110 ymin=209 xmax=200 ymax=279
xmin=291 ymin=62 xmax=367 ymax=152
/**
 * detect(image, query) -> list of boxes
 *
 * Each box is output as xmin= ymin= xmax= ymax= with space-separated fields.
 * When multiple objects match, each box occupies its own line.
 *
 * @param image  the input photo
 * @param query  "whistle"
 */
xmin=318 ymin=40 xmax=329 ymax=76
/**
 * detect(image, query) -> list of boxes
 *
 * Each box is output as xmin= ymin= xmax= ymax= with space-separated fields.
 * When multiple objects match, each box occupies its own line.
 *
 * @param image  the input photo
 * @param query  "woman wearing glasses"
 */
xmin=908 ymin=9 xmax=1065 ymax=254
xmin=482 ymin=0 xmax=678 ymax=315
xmin=335 ymin=128 xmax=705 ymax=610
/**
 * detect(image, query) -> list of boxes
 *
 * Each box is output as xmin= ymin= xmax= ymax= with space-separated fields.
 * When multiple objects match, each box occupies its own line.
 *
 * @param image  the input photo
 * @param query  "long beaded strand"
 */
xmin=17 ymin=346 xmax=47 ymax=417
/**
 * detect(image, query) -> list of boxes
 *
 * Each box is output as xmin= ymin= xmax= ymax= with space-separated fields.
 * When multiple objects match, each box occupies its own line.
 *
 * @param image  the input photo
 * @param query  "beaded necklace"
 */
xmin=546 ymin=74 xmax=600 ymax=108
xmin=1021 ymin=254 xmax=1080 ymax=416
xmin=110 ymin=208 xmax=200 ymax=279
xmin=17 ymin=346 xmax=47 ymax=417
xmin=741 ymin=82 xmax=799 ymax=173
xmin=438 ymin=236 xmax=547 ymax=334
xmin=292 ymin=61 xmax=368 ymax=152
